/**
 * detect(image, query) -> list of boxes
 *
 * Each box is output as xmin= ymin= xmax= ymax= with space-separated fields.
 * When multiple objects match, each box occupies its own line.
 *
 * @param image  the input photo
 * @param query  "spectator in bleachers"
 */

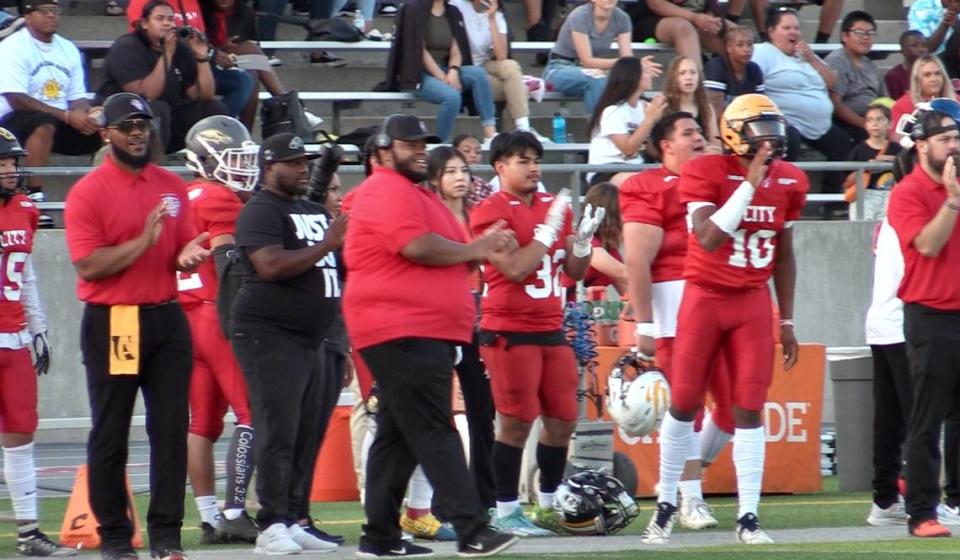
xmin=450 ymin=0 xmax=549 ymax=140
xmin=453 ymin=133 xmax=494 ymax=207
xmin=543 ymin=0 xmax=632 ymax=116
xmin=886 ymin=30 xmax=929 ymax=102
xmin=663 ymin=55 xmax=720 ymax=151
xmin=625 ymin=0 xmax=731 ymax=67
xmin=726 ymin=0 xmax=845 ymax=45
xmin=99 ymin=0 xmax=228 ymax=153
xmin=0 ymin=0 xmax=101 ymax=227
xmin=562 ymin=181 xmax=627 ymax=296
xmin=587 ymin=56 xmax=664 ymax=186
xmin=891 ymin=55 xmax=955 ymax=143
xmin=908 ymin=0 xmax=960 ymax=54
xmin=704 ymin=26 xmax=765 ymax=122
xmin=843 ymin=104 xmax=900 ymax=220
xmin=126 ymin=0 xmax=256 ymax=125
xmin=825 ymin=11 xmax=886 ymax=144
xmin=382 ymin=0 xmax=498 ymax=143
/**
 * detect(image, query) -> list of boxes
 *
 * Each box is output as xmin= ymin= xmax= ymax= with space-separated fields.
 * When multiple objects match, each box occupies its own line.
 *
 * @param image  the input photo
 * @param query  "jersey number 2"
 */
xmin=728 ymin=229 xmax=776 ymax=269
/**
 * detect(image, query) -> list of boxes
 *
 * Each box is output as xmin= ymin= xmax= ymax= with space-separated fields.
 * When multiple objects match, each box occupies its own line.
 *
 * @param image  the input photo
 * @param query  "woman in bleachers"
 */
xmin=663 ymin=55 xmax=720 ymax=151
xmin=382 ymin=0 xmax=498 ymax=143
xmin=890 ymin=55 xmax=956 ymax=142
xmin=704 ymin=26 xmax=764 ymax=123
xmin=562 ymin=182 xmax=627 ymax=296
xmin=543 ymin=0 xmax=632 ymax=116
xmin=586 ymin=56 xmax=665 ymax=186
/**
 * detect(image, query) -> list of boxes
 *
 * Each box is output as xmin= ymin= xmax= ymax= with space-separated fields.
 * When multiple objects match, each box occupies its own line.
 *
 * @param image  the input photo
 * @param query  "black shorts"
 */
xmin=622 ymin=1 xmax=661 ymax=41
xmin=0 ymin=110 xmax=102 ymax=156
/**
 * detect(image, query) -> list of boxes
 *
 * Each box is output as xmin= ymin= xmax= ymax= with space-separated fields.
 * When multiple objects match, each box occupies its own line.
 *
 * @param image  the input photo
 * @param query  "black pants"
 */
xmin=359 ymin=338 xmax=487 ymax=548
xmin=81 ymin=302 xmax=192 ymax=552
xmin=785 ymin=123 xmax=853 ymax=194
xmin=903 ymin=303 xmax=960 ymax=527
xmin=0 ymin=110 xmax=102 ymax=155
xmin=870 ymin=343 xmax=912 ymax=508
xmin=149 ymin=99 xmax=227 ymax=154
xmin=231 ymin=325 xmax=326 ymax=527
xmin=944 ymin=408 xmax=960 ymax=508
xmin=454 ymin=337 xmax=496 ymax=510
xmin=291 ymin=344 xmax=346 ymax=520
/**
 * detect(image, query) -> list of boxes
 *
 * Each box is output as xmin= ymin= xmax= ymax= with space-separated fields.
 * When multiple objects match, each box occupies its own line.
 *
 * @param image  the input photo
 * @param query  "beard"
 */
xmin=111 ymin=142 xmax=152 ymax=169
xmin=394 ymin=153 xmax=427 ymax=183
xmin=929 ymin=152 xmax=956 ymax=177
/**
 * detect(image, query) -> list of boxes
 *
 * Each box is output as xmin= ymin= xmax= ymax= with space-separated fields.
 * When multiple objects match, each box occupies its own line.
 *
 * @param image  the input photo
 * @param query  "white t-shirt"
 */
xmin=588 ymin=101 xmax=646 ymax=165
xmin=0 ymin=29 xmax=87 ymax=120
xmin=865 ymin=219 xmax=904 ymax=345
xmin=450 ymin=0 xmax=508 ymax=66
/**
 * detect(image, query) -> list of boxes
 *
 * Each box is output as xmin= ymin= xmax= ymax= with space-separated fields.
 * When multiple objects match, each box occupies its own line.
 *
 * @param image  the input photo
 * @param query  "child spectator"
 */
xmin=704 ymin=26 xmax=765 ymax=120
xmin=663 ymin=56 xmax=720 ymax=151
xmin=454 ymin=133 xmax=493 ymax=207
xmin=826 ymin=11 xmax=887 ymax=143
xmin=844 ymin=104 xmax=901 ymax=221
xmin=886 ymin=31 xmax=928 ymax=101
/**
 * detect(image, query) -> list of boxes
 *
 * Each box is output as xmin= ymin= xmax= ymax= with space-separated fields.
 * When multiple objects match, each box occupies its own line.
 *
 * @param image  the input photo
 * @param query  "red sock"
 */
xmin=406 ymin=508 xmax=430 ymax=520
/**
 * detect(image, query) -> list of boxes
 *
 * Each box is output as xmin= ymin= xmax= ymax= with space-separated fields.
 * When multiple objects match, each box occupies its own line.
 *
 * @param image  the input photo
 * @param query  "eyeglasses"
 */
xmin=32 ymin=6 xmax=60 ymax=15
xmin=109 ymin=119 xmax=151 ymax=134
xmin=847 ymin=28 xmax=877 ymax=38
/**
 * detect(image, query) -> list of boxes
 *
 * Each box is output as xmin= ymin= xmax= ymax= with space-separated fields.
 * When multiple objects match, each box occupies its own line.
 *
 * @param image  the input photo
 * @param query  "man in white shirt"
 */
xmin=0 ymin=0 xmax=101 ymax=227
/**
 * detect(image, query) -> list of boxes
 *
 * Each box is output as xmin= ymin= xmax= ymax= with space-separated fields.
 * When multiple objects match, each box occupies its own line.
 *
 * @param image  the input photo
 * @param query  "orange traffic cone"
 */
xmin=59 ymin=465 xmax=144 ymax=549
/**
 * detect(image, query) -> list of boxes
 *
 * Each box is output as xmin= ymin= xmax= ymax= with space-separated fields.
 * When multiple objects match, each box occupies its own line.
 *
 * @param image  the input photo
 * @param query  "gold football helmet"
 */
xmin=720 ymin=94 xmax=788 ymax=159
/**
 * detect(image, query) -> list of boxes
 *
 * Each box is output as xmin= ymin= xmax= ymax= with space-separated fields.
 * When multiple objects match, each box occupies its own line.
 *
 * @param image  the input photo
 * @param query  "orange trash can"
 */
xmin=310 ymin=405 xmax=360 ymax=502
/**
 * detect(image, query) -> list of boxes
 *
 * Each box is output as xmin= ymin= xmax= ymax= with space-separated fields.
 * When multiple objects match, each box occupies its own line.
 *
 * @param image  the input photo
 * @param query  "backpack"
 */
xmin=260 ymin=90 xmax=314 ymax=143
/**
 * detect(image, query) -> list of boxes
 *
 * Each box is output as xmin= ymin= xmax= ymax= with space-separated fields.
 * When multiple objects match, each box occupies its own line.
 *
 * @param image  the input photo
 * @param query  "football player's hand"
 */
xmin=178 ymin=232 xmax=211 ymax=270
xmin=746 ymin=142 xmax=771 ymax=188
xmin=33 ymin=332 xmax=50 ymax=376
xmin=573 ymin=203 xmax=605 ymax=257
xmin=781 ymin=324 xmax=799 ymax=371
xmin=326 ymin=214 xmax=348 ymax=250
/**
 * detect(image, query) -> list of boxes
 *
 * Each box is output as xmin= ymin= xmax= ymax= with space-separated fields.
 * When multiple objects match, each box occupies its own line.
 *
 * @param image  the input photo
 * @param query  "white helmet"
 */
xmin=606 ymin=352 xmax=670 ymax=437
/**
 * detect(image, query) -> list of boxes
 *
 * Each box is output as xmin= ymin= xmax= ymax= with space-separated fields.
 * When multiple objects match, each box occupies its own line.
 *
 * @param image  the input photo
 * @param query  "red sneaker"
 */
xmin=898 ymin=476 xmax=907 ymax=497
xmin=911 ymin=520 xmax=952 ymax=538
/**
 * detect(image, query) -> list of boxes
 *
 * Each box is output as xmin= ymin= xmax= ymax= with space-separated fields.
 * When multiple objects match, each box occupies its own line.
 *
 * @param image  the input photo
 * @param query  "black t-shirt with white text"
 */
xmin=232 ymin=189 xmax=339 ymax=347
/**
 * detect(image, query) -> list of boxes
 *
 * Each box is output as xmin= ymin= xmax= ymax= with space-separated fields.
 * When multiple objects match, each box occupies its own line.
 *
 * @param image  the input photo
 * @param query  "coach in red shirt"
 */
xmin=343 ymin=114 xmax=517 ymax=558
xmin=888 ymin=102 xmax=960 ymax=539
xmin=64 ymin=93 xmax=208 ymax=560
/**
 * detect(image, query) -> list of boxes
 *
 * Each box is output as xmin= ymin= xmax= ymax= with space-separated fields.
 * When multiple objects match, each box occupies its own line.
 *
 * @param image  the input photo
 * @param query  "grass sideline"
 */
xmin=0 ymin=477 xmax=955 ymax=557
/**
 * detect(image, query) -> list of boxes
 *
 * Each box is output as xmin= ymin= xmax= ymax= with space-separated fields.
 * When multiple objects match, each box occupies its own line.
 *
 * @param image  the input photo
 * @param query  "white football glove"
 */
xmin=533 ymin=188 xmax=572 ymax=248
xmin=33 ymin=332 xmax=50 ymax=376
xmin=573 ymin=203 xmax=606 ymax=257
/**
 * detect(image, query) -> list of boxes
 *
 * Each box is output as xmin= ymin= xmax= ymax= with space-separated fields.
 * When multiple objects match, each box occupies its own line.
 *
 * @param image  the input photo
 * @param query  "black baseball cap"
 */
xmin=102 ymin=92 xmax=153 ymax=126
xmin=260 ymin=133 xmax=321 ymax=164
xmin=23 ymin=0 xmax=58 ymax=12
xmin=383 ymin=114 xmax=441 ymax=143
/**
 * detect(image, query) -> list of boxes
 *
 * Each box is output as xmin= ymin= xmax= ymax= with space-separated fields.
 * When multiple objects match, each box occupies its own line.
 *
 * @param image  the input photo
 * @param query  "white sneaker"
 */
xmin=268 ymin=56 xmax=282 ymax=67
xmin=304 ymin=111 xmax=324 ymax=131
xmin=938 ymin=503 xmax=960 ymax=525
xmin=679 ymin=496 xmax=718 ymax=530
xmin=867 ymin=499 xmax=908 ymax=526
xmin=641 ymin=502 xmax=676 ymax=544
xmin=522 ymin=128 xmax=553 ymax=144
xmin=288 ymin=523 xmax=337 ymax=552
xmin=254 ymin=523 xmax=302 ymax=555
xmin=735 ymin=513 xmax=774 ymax=544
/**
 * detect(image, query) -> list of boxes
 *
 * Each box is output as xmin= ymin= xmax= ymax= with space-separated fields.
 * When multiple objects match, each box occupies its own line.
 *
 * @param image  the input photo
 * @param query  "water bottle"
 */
xmin=553 ymin=112 xmax=567 ymax=144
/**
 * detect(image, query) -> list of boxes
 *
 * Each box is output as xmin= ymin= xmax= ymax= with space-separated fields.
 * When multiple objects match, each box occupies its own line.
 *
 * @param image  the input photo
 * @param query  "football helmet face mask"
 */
xmin=185 ymin=115 xmax=260 ymax=191
xmin=606 ymin=352 xmax=670 ymax=438
xmin=895 ymin=97 xmax=960 ymax=149
xmin=720 ymin=93 xmax=787 ymax=160
xmin=0 ymin=127 xmax=29 ymax=198
xmin=553 ymin=470 xmax=639 ymax=535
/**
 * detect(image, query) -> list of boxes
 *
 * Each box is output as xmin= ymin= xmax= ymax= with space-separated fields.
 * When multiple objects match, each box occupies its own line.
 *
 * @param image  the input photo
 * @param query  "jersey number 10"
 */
xmin=728 ymin=229 xmax=776 ymax=269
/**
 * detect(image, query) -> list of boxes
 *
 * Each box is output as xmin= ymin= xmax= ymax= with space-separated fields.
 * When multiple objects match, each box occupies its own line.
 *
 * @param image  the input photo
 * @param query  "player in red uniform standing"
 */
xmin=471 ymin=131 xmax=604 ymax=536
xmin=620 ymin=112 xmax=735 ymax=532
xmin=641 ymin=94 xmax=806 ymax=545
xmin=0 ymin=127 xmax=73 ymax=556
xmin=178 ymin=116 xmax=260 ymax=545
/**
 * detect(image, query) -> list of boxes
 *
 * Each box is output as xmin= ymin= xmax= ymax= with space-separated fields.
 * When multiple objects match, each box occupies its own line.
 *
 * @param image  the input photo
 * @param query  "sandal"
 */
xmin=104 ymin=0 xmax=124 ymax=16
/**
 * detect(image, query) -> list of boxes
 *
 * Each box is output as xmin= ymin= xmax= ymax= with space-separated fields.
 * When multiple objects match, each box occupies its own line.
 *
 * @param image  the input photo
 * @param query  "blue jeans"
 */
xmin=544 ymin=60 xmax=607 ymax=115
xmin=417 ymin=65 xmax=495 ymax=143
xmin=213 ymin=65 xmax=255 ymax=118
xmin=313 ymin=0 xmax=374 ymax=22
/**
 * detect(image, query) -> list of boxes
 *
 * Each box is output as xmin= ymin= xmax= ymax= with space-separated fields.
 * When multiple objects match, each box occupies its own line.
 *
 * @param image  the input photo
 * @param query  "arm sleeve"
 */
xmin=596 ymin=105 xmax=629 ymax=138
xmin=751 ymin=62 xmax=765 ymax=93
xmin=828 ymin=55 xmax=849 ymax=95
xmin=0 ymin=42 xmax=31 ymax=96
xmin=887 ymin=184 xmax=932 ymax=251
xmin=20 ymin=255 xmax=46 ymax=336
xmin=64 ymin=184 xmax=105 ymax=262
xmin=357 ymin=181 xmax=432 ymax=254
xmin=67 ymin=44 xmax=89 ymax=102
xmin=613 ymin=8 xmax=632 ymax=35
xmin=494 ymin=11 xmax=508 ymax=35
xmin=568 ymin=6 xmax=592 ymax=34
xmin=703 ymin=57 xmax=728 ymax=93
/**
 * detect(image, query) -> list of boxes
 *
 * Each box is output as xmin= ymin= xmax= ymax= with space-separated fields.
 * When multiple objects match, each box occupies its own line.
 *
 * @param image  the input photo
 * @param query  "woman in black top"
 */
xmin=704 ymin=26 xmax=765 ymax=122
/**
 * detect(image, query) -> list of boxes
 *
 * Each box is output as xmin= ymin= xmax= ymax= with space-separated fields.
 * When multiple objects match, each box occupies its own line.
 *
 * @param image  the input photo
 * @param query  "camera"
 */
xmin=176 ymin=26 xmax=196 ymax=39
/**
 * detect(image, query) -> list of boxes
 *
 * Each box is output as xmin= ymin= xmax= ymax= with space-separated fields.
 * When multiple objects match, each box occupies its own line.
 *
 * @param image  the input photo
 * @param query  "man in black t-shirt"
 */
xmin=231 ymin=132 xmax=348 ymax=555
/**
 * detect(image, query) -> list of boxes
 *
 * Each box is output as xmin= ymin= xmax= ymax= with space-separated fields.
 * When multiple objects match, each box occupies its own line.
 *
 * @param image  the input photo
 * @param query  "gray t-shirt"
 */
xmin=551 ymin=3 xmax=631 ymax=62
xmin=824 ymin=48 xmax=887 ymax=116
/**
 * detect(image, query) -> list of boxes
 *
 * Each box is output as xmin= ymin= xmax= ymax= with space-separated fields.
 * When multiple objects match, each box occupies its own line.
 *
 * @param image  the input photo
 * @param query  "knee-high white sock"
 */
xmin=701 ymin=413 xmax=734 ymax=464
xmin=657 ymin=413 xmax=694 ymax=507
xmin=407 ymin=465 xmax=434 ymax=510
xmin=733 ymin=427 xmax=766 ymax=519
xmin=515 ymin=117 xmax=531 ymax=131
xmin=195 ymin=495 xmax=220 ymax=527
xmin=679 ymin=431 xmax=702 ymax=501
xmin=3 ymin=443 xmax=37 ymax=521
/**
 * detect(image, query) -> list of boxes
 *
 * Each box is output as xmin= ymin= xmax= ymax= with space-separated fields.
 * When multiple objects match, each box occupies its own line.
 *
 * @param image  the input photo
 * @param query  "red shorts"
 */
xmin=479 ymin=338 xmax=578 ymax=423
xmin=186 ymin=303 xmax=252 ymax=439
xmin=0 ymin=347 xmax=37 ymax=433
xmin=656 ymin=337 xmax=734 ymax=434
xmin=671 ymin=283 xmax=774 ymax=414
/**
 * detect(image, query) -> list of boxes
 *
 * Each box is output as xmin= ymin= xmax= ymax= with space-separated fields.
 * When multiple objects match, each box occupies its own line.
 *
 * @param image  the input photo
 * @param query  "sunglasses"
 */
xmin=110 ymin=119 xmax=151 ymax=134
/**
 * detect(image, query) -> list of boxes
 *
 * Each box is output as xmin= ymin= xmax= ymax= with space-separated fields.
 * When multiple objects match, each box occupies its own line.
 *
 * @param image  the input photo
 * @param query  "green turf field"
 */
xmin=1 ymin=477 xmax=959 ymax=557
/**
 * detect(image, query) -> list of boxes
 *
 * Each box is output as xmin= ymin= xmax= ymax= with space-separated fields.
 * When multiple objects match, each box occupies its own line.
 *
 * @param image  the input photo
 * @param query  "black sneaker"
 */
xmin=301 ymin=516 xmax=345 ymax=545
xmin=217 ymin=512 xmax=259 ymax=543
xmin=356 ymin=538 xmax=434 ymax=558
xmin=16 ymin=529 xmax=77 ymax=556
xmin=199 ymin=523 xmax=224 ymax=545
xmin=101 ymin=547 xmax=138 ymax=560
xmin=310 ymin=51 xmax=347 ymax=67
xmin=149 ymin=546 xmax=188 ymax=560
xmin=458 ymin=526 xmax=518 ymax=558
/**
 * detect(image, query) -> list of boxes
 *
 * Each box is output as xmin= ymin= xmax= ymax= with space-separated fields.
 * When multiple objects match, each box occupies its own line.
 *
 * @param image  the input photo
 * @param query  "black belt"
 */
xmin=549 ymin=53 xmax=576 ymax=63
xmin=87 ymin=299 xmax=179 ymax=309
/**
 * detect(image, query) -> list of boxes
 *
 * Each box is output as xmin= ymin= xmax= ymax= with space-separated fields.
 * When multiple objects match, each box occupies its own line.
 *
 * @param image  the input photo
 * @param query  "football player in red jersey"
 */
xmin=0 ymin=128 xmax=74 ymax=556
xmin=471 ymin=131 xmax=604 ymax=536
xmin=179 ymin=116 xmax=260 ymax=545
xmin=641 ymin=94 xmax=807 ymax=545
xmin=621 ymin=112 xmax=735 ymax=532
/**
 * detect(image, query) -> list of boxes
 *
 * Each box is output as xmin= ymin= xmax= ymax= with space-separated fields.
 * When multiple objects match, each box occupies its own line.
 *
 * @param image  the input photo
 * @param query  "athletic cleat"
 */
xmin=399 ymin=513 xmax=457 ymax=541
xmin=490 ymin=507 xmax=553 ymax=537
xmin=735 ymin=513 xmax=774 ymax=544
xmin=199 ymin=522 xmax=225 ymax=545
xmin=911 ymin=519 xmax=952 ymax=537
xmin=254 ymin=523 xmax=302 ymax=555
xmin=301 ymin=517 xmax=345 ymax=545
xmin=867 ymin=499 xmax=908 ymax=526
xmin=288 ymin=523 xmax=338 ymax=552
xmin=217 ymin=512 xmax=259 ymax=543
xmin=937 ymin=503 xmax=960 ymax=525
xmin=356 ymin=539 xmax=433 ymax=558
xmin=457 ymin=526 xmax=518 ymax=557
xmin=679 ymin=496 xmax=718 ymax=530
xmin=529 ymin=505 xmax=565 ymax=534
xmin=641 ymin=502 xmax=677 ymax=544
xmin=150 ymin=546 xmax=188 ymax=560
xmin=17 ymin=529 xmax=77 ymax=557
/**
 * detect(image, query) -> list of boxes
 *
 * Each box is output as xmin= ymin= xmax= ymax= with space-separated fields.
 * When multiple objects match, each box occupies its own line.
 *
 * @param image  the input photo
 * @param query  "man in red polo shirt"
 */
xmin=887 ymin=99 xmax=960 ymax=539
xmin=64 ymin=92 xmax=209 ymax=560
xmin=343 ymin=113 xmax=518 ymax=559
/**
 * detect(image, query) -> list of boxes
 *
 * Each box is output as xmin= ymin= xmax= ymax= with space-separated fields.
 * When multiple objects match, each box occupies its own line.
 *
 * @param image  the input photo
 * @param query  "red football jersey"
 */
xmin=679 ymin=155 xmax=808 ymax=290
xmin=619 ymin=167 xmax=687 ymax=283
xmin=471 ymin=191 xmax=574 ymax=332
xmin=0 ymin=194 xmax=38 ymax=333
xmin=177 ymin=180 xmax=243 ymax=305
